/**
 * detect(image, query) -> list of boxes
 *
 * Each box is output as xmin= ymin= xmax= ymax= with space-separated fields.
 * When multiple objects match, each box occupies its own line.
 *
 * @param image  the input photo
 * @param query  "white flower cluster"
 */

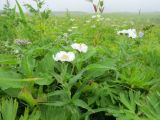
xmin=68 ymin=26 xmax=78 ymax=32
xmin=71 ymin=43 xmax=88 ymax=53
xmin=53 ymin=43 xmax=88 ymax=62
xmin=117 ymin=29 xmax=144 ymax=39
xmin=91 ymin=14 xmax=104 ymax=22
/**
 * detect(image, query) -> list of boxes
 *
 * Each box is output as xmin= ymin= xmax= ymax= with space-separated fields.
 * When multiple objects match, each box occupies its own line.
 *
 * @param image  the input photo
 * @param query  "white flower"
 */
xmin=71 ymin=43 xmax=88 ymax=53
xmin=92 ymin=14 xmax=103 ymax=20
xmin=53 ymin=51 xmax=75 ymax=62
xmin=117 ymin=29 xmax=137 ymax=39
xmin=128 ymin=29 xmax=137 ymax=39
xmin=96 ymin=14 xmax=101 ymax=18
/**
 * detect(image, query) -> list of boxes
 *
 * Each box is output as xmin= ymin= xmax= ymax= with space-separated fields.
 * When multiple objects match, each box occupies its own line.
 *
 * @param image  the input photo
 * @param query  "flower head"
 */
xmin=139 ymin=31 xmax=144 ymax=38
xmin=71 ymin=43 xmax=88 ymax=53
xmin=117 ymin=29 xmax=137 ymax=39
xmin=53 ymin=51 xmax=75 ymax=62
xmin=15 ymin=39 xmax=32 ymax=46
xmin=128 ymin=29 xmax=137 ymax=39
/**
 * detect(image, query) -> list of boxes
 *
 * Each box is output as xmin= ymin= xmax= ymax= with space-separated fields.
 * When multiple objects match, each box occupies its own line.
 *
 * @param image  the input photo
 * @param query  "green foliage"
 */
xmin=15 ymin=0 xmax=27 ymax=24
xmin=0 ymin=1 xmax=160 ymax=119
xmin=0 ymin=98 xmax=18 ymax=120
xmin=0 ymin=54 xmax=18 ymax=64
xmin=19 ymin=108 xmax=41 ymax=120
xmin=140 ymin=92 xmax=160 ymax=120
xmin=24 ymin=0 xmax=51 ymax=19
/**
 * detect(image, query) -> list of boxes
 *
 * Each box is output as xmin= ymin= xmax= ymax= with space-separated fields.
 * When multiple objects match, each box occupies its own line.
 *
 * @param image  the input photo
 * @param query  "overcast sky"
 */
xmin=0 ymin=0 xmax=160 ymax=12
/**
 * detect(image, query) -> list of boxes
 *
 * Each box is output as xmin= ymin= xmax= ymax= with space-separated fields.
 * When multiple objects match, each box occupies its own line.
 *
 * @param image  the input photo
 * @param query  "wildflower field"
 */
xmin=0 ymin=0 xmax=160 ymax=120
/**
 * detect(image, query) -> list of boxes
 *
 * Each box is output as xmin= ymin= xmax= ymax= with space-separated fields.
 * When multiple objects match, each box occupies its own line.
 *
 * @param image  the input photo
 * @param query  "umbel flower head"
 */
xmin=53 ymin=51 xmax=75 ymax=62
xmin=71 ymin=43 xmax=88 ymax=53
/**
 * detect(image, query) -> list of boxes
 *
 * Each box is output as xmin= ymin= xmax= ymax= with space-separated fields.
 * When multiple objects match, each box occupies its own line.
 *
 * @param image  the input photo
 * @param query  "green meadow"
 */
xmin=0 ymin=0 xmax=160 ymax=120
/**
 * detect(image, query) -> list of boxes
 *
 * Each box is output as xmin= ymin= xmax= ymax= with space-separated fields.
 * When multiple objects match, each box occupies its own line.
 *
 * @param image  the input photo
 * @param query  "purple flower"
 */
xmin=139 ymin=32 xmax=144 ymax=38
xmin=15 ymin=39 xmax=32 ymax=46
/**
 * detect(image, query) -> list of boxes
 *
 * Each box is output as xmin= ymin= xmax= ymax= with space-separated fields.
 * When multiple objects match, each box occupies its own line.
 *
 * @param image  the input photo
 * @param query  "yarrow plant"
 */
xmin=91 ymin=14 xmax=104 ymax=22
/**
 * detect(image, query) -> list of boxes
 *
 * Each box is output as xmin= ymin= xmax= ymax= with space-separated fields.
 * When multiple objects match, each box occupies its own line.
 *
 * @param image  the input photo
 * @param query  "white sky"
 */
xmin=0 ymin=0 xmax=160 ymax=12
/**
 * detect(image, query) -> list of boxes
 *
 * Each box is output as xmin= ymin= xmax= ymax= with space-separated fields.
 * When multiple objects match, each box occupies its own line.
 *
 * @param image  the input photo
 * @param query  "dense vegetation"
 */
xmin=0 ymin=0 xmax=160 ymax=120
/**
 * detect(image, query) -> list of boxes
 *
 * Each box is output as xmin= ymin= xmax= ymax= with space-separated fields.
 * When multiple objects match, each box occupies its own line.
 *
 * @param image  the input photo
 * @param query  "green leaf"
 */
xmin=34 ymin=73 xmax=54 ymax=85
xmin=140 ymin=92 xmax=160 ymax=120
xmin=72 ymin=99 xmax=91 ymax=110
xmin=69 ymin=69 xmax=86 ymax=87
xmin=40 ymin=106 xmax=70 ymax=120
xmin=0 ymin=68 xmax=40 ymax=90
xmin=15 ymin=0 xmax=27 ymax=24
xmin=19 ymin=108 xmax=40 ymax=120
xmin=47 ymin=90 xmax=68 ymax=97
xmin=18 ymin=88 xmax=37 ymax=107
xmin=20 ymin=55 xmax=35 ymax=77
xmin=0 ymin=54 xmax=18 ymax=64
xmin=41 ymin=101 xmax=68 ymax=107
xmin=0 ymin=78 xmax=35 ymax=90
xmin=0 ymin=98 xmax=18 ymax=120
